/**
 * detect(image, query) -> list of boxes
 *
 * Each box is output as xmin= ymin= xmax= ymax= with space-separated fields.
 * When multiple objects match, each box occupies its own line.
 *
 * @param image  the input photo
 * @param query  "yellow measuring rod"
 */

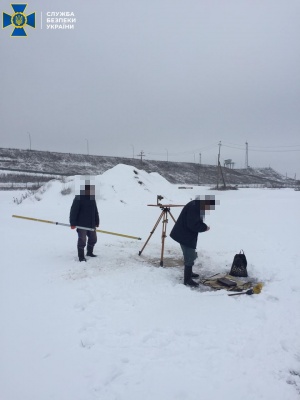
xmin=12 ymin=215 xmax=142 ymax=240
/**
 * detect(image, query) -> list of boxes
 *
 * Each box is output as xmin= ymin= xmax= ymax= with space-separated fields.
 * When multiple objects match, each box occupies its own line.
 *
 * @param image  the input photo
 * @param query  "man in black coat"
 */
xmin=70 ymin=184 xmax=100 ymax=261
xmin=170 ymin=197 xmax=216 ymax=287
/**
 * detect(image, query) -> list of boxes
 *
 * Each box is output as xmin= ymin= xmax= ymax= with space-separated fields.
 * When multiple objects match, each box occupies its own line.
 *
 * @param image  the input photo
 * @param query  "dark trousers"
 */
xmin=77 ymin=229 xmax=97 ymax=250
xmin=180 ymin=244 xmax=197 ymax=267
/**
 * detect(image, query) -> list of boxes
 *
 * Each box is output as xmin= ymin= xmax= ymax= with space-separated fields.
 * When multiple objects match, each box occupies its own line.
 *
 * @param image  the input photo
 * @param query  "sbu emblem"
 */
xmin=3 ymin=4 xmax=35 ymax=37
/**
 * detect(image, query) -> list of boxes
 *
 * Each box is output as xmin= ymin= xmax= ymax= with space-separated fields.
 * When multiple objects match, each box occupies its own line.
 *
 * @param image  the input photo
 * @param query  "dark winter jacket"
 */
xmin=170 ymin=200 xmax=208 ymax=249
xmin=69 ymin=195 xmax=100 ymax=229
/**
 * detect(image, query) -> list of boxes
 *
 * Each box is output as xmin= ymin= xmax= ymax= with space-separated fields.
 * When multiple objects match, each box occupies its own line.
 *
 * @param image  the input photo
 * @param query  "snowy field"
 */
xmin=1 ymin=164 xmax=300 ymax=400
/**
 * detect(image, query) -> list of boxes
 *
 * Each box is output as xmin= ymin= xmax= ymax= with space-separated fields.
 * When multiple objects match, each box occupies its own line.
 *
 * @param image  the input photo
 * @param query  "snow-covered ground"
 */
xmin=1 ymin=164 xmax=300 ymax=400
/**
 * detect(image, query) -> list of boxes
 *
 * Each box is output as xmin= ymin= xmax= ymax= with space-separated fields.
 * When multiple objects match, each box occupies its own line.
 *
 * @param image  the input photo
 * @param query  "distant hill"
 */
xmin=0 ymin=147 xmax=298 ymax=187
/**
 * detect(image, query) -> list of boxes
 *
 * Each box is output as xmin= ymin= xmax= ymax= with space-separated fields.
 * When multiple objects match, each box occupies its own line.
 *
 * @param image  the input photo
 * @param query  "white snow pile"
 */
xmin=1 ymin=164 xmax=300 ymax=400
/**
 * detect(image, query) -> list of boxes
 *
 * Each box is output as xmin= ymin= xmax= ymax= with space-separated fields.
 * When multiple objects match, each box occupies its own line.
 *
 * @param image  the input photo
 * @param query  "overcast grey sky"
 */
xmin=1 ymin=0 xmax=300 ymax=177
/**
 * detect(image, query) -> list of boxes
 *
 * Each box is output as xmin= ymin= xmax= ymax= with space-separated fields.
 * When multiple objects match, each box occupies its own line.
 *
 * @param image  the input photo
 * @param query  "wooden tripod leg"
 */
xmin=160 ymin=210 xmax=168 ymax=266
xmin=167 ymin=209 xmax=177 ymax=224
xmin=138 ymin=210 xmax=164 ymax=256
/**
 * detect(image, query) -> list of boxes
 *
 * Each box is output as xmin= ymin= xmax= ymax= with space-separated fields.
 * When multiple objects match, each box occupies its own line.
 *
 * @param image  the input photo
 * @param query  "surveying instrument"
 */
xmin=138 ymin=195 xmax=184 ymax=266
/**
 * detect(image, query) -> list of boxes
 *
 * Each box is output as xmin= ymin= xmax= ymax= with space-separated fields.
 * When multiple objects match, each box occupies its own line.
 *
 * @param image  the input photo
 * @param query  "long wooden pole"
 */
xmin=12 ymin=215 xmax=141 ymax=240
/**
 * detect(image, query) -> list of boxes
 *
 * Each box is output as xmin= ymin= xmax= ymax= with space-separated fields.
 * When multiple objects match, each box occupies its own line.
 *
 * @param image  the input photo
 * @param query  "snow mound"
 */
xmin=95 ymin=164 xmax=173 ymax=204
xmin=16 ymin=164 xmax=174 ymax=207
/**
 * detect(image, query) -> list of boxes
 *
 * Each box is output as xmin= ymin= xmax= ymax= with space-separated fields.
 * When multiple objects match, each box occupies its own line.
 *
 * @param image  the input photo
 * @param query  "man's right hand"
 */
xmin=71 ymin=226 xmax=76 ymax=229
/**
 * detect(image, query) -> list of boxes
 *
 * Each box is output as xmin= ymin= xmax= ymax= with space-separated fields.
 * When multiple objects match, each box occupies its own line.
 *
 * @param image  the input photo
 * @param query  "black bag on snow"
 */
xmin=229 ymin=250 xmax=248 ymax=277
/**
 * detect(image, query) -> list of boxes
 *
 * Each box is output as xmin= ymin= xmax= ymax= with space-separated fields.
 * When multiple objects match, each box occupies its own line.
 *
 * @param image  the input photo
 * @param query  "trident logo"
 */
xmin=3 ymin=4 xmax=35 ymax=37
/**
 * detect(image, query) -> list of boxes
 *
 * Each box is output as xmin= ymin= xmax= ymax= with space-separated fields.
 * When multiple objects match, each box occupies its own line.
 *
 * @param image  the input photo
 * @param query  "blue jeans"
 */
xmin=77 ymin=229 xmax=97 ymax=250
xmin=180 ymin=244 xmax=197 ymax=267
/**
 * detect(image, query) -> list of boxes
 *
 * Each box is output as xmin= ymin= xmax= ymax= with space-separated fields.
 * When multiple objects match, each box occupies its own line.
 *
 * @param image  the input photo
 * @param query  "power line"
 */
xmin=222 ymin=141 xmax=300 ymax=149
xmin=222 ymin=144 xmax=246 ymax=151
xmin=147 ymin=143 xmax=218 ymax=157
xmin=249 ymin=144 xmax=300 ymax=149
xmin=142 ymin=141 xmax=300 ymax=162
xmin=222 ymin=143 xmax=300 ymax=152
xmin=249 ymin=149 xmax=300 ymax=152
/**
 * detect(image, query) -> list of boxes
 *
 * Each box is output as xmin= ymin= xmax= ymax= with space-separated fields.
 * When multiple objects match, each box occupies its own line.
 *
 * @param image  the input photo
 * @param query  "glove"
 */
xmin=71 ymin=226 xmax=76 ymax=229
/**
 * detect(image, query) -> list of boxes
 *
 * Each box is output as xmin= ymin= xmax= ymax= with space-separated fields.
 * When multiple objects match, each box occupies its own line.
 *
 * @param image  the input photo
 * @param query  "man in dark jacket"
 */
xmin=170 ymin=197 xmax=216 ymax=287
xmin=70 ymin=184 xmax=100 ymax=262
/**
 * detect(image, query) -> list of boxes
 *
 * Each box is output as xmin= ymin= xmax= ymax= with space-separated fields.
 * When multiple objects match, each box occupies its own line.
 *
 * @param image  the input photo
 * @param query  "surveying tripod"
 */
xmin=138 ymin=196 xmax=184 ymax=266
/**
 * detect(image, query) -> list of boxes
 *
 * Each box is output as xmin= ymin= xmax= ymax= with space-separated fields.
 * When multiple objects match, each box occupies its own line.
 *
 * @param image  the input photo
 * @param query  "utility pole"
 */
xmin=28 ymin=132 xmax=31 ymax=151
xmin=216 ymin=141 xmax=226 ymax=189
xmin=218 ymin=141 xmax=221 ymax=164
xmin=85 ymin=139 xmax=89 ymax=155
xmin=217 ymin=141 xmax=221 ymax=189
xmin=245 ymin=141 xmax=248 ymax=169
xmin=138 ymin=150 xmax=145 ymax=163
xmin=198 ymin=153 xmax=201 ymax=185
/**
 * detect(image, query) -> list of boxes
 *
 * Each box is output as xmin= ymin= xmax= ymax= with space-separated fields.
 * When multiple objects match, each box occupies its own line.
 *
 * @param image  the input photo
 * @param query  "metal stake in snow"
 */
xmin=12 ymin=215 xmax=142 ymax=240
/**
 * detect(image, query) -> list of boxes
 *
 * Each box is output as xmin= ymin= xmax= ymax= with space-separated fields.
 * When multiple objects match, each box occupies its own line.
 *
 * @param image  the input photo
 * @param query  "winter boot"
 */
xmin=191 ymin=270 xmax=199 ymax=278
xmin=184 ymin=266 xmax=199 ymax=287
xmin=78 ymin=247 xmax=87 ymax=262
xmin=86 ymin=245 xmax=97 ymax=257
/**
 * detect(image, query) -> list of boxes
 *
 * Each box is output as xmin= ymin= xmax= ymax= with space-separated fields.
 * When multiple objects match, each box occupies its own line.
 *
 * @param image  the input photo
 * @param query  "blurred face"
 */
xmin=85 ymin=185 xmax=95 ymax=196
xmin=201 ymin=201 xmax=215 ymax=212
xmin=81 ymin=184 xmax=95 ymax=197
